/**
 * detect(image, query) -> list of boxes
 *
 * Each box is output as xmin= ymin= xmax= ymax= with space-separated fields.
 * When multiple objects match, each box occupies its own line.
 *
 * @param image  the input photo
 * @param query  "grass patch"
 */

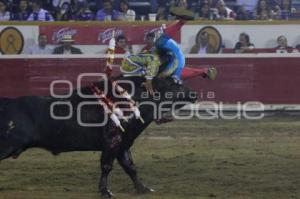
xmin=0 ymin=117 xmax=299 ymax=199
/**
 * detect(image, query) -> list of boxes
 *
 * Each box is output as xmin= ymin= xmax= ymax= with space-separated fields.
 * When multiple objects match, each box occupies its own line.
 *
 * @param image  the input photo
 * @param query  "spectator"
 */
xmin=0 ymin=0 xmax=10 ymax=21
xmin=4 ymin=0 xmax=17 ymax=13
xmin=237 ymin=0 xmax=258 ymax=12
xmin=95 ymin=0 xmax=120 ymax=21
xmin=196 ymin=1 xmax=210 ymax=19
xmin=119 ymin=0 xmax=135 ymax=21
xmin=255 ymin=0 xmax=273 ymax=20
xmin=295 ymin=44 xmax=300 ymax=52
xmin=141 ymin=32 xmax=155 ymax=53
xmin=27 ymin=0 xmax=54 ymax=21
xmin=215 ymin=0 xmax=236 ymax=20
xmin=113 ymin=35 xmax=133 ymax=54
xmin=52 ymin=0 xmax=71 ymax=10
xmin=277 ymin=0 xmax=297 ymax=19
xmin=234 ymin=33 xmax=255 ymax=53
xmin=187 ymin=0 xmax=201 ymax=13
xmin=281 ymin=0 xmax=296 ymax=13
xmin=168 ymin=0 xmax=176 ymax=7
xmin=206 ymin=0 xmax=216 ymax=19
xmin=55 ymin=2 xmax=74 ymax=21
xmin=190 ymin=31 xmax=217 ymax=54
xmin=28 ymin=34 xmax=53 ymax=54
xmin=236 ymin=5 xmax=251 ymax=20
xmin=11 ymin=0 xmax=30 ymax=21
xmin=206 ymin=0 xmax=213 ymax=7
xmin=73 ymin=1 xmax=94 ymax=21
xmin=86 ymin=0 xmax=102 ymax=13
xmin=43 ymin=0 xmax=55 ymax=13
xmin=150 ymin=0 xmax=158 ymax=13
xmin=53 ymin=35 xmax=83 ymax=54
xmin=177 ymin=0 xmax=188 ymax=8
xmin=275 ymin=35 xmax=293 ymax=52
xmin=156 ymin=4 xmax=168 ymax=20
xmin=272 ymin=4 xmax=282 ymax=19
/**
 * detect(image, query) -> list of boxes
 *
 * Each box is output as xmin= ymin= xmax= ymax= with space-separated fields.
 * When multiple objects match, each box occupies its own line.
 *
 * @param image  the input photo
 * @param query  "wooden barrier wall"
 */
xmin=0 ymin=54 xmax=299 ymax=104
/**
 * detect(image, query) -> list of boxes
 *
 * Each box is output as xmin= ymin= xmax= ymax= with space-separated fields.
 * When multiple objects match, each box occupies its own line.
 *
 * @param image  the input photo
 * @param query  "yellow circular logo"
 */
xmin=196 ymin=26 xmax=222 ymax=53
xmin=0 ymin=27 xmax=24 ymax=55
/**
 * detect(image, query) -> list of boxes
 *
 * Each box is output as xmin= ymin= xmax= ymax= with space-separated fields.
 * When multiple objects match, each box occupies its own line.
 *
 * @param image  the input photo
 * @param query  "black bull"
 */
xmin=0 ymin=76 xmax=197 ymax=197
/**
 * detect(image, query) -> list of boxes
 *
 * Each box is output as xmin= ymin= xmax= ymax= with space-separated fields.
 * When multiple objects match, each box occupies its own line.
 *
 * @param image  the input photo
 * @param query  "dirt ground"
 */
xmin=0 ymin=116 xmax=299 ymax=199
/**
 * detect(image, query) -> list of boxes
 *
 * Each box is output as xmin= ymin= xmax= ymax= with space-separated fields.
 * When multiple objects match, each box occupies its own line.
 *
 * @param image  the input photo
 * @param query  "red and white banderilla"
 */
xmin=105 ymin=32 xmax=145 ymax=124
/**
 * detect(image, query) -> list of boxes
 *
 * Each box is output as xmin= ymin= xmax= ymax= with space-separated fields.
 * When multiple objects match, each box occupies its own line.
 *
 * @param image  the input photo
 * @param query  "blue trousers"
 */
xmin=155 ymin=34 xmax=185 ymax=80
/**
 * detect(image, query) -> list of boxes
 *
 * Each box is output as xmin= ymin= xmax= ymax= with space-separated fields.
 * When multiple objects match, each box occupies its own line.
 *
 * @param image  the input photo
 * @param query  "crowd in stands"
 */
xmin=0 ymin=0 xmax=299 ymax=22
xmin=231 ymin=33 xmax=300 ymax=53
xmin=27 ymin=33 xmax=134 ymax=55
xmin=189 ymin=31 xmax=300 ymax=54
xmin=26 ymin=31 xmax=300 ymax=55
xmin=1 ymin=0 xmax=300 ymax=55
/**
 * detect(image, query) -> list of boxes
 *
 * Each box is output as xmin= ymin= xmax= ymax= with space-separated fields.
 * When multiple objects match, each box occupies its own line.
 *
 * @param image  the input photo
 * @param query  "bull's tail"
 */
xmin=0 ymin=97 xmax=26 ymax=161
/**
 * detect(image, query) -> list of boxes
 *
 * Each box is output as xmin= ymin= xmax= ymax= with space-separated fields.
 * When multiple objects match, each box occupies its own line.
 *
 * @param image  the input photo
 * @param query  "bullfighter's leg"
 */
xmin=117 ymin=150 xmax=154 ymax=194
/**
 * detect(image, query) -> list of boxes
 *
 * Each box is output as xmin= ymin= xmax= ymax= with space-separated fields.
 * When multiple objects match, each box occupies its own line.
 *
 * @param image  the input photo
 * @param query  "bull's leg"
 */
xmin=99 ymin=123 xmax=123 ymax=198
xmin=0 ymin=145 xmax=18 ymax=160
xmin=99 ymin=150 xmax=116 ymax=198
xmin=117 ymin=150 xmax=154 ymax=194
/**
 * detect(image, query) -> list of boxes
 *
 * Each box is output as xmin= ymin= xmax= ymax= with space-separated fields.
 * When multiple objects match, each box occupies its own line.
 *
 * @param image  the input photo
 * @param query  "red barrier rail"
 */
xmin=0 ymin=54 xmax=299 ymax=104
